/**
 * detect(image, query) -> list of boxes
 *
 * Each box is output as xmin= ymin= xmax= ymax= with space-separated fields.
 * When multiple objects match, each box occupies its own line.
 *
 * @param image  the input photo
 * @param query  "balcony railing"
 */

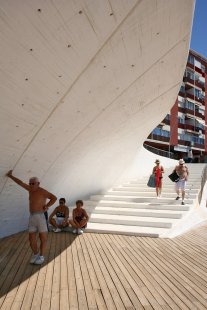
xmin=185 ymin=92 xmax=205 ymax=104
xmin=183 ymin=76 xmax=205 ymax=91
xmin=147 ymin=134 xmax=169 ymax=143
xmin=178 ymin=140 xmax=192 ymax=147
xmin=184 ymin=124 xmax=204 ymax=134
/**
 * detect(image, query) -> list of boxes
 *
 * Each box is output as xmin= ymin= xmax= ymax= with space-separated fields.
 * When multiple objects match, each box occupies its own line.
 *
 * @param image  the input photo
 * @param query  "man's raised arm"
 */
xmin=6 ymin=170 xmax=30 ymax=190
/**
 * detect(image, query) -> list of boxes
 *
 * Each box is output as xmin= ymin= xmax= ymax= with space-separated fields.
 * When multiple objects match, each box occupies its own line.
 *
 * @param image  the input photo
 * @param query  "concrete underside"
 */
xmin=0 ymin=0 xmax=194 ymax=238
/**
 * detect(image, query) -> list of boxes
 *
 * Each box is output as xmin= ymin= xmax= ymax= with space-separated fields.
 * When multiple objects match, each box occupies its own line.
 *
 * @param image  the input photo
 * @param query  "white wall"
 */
xmin=0 ymin=0 xmax=195 ymax=238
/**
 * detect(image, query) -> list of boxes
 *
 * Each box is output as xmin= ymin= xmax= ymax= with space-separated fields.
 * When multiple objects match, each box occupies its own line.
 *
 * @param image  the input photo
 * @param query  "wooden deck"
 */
xmin=1 ymin=222 xmax=207 ymax=310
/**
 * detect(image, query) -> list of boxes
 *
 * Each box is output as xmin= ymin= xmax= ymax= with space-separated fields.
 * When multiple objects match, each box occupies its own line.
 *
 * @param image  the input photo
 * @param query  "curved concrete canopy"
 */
xmin=0 ymin=0 xmax=194 ymax=237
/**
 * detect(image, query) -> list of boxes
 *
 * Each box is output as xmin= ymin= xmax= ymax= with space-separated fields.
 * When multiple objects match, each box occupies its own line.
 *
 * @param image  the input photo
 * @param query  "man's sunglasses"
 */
xmin=29 ymin=182 xmax=36 ymax=185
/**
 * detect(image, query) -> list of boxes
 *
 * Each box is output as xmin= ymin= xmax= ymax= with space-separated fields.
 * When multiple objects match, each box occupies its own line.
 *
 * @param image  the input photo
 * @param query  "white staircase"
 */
xmin=84 ymin=164 xmax=206 ymax=237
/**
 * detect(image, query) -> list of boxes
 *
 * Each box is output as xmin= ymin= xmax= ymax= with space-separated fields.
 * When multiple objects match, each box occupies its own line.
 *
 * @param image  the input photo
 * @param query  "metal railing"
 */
xmin=143 ymin=143 xmax=176 ymax=159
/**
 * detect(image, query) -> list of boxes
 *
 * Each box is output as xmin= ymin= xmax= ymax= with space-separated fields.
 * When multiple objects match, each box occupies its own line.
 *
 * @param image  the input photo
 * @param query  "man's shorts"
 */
xmin=28 ymin=212 xmax=48 ymax=233
xmin=175 ymin=179 xmax=186 ymax=191
xmin=55 ymin=217 xmax=65 ymax=226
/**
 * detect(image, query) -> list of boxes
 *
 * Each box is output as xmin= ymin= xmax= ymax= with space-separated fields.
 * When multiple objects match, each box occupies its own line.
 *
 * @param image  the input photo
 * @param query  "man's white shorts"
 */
xmin=175 ymin=179 xmax=186 ymax=191
xmin=28 ymin=212 xmax=48 ymax=233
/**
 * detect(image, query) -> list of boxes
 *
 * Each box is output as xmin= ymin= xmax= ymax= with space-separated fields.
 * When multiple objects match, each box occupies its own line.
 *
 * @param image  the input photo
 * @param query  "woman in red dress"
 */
xmin=153 ymin=159 xmax=164 ymax=198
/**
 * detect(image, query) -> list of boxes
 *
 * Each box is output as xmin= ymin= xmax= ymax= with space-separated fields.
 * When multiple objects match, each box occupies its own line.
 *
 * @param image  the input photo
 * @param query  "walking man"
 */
xmin=6 ymin=170 xmax=57 ymax=264
xmin=174 ymin=159 xmax=189 ymax=205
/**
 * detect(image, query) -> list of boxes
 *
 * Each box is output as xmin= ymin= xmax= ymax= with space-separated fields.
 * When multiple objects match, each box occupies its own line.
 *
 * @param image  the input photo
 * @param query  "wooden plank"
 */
xmin=50 ymin=232 xmax=61 ymax=310
xmin=59 ymin=232 xmax=69 ymax=310
xmin=75 ymin=236 xmax=98 ymax=309
xmin=125 ymin=236 xmax=190 ymax=310
xmin=132 ymin=236 xmax=207 ymax=309
xmin=158 ymin=240 xmax=207 ymax=291
xmin=83 ymin=234 xmax=117 ymax=310
xmin=66 ymin=233 xmax=78 ymax=310
xmin=30 ymin=232 xmax=53 ymax=310
xmin=0 ymin=233 xmax=22 ymax=270
xmin=79 ymin=235 xmax=107 ymax=310
xmin=14 ymin=232 xmax=53 ymax=310
xmin=103 ymin=234 xmax=167 ymax=310
xmin=111 ymin=234 xmax=180 ymax=310
xmin=86 ymin=233 xmax=129 ymax=309
xmin=0 ymin=232 xmax=28 ymax=308
xmin=92 ymin=234 xmax=137 ymax=309
xmin=92 ymin=233 xmax=143 ymax=310
xmin=71 ymin=236 xmax=88 ymax=310
xmin=1 ymin=235 xmax=33 ymax=310
xmin=0 ymin=232 xmax=27 ymax=283
xmin=90 ymin=233 xmax=152 ymax=309
xmin=1 ymin=222 xmax=207 ymax=309
xmin=41 ymin=232 xmax=56 ymax=310
xmin=145 ymin=242 xmax=207 ymax=304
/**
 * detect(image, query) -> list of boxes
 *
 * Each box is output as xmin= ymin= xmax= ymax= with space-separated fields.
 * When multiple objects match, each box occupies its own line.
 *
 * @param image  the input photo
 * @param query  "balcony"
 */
xmin=193 ymin=143 xmax=205 ymax=149
xmin=178 ymin=139 xmax=191 ymax=147
xmin=186 ymin=61 xmax=204 ymax=75
xmin=183 ymin=76 xmax=205 ymax=91
xmin=185 ymin=92 xmax=205 ymax=105
xmin=160 ymin=118 xmax=170 ymax=126
xmin=195 ymin=110 xmax=205 ymax=119
xmin=184 ymin=124 xmax=204 ymax=135
xmin=147 ymin=133 xmax=169 ymax=143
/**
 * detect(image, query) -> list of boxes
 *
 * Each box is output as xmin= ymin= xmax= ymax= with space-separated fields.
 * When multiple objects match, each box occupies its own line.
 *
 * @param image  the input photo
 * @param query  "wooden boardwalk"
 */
xmin=1 ymin=222 xmax=207 ymax=310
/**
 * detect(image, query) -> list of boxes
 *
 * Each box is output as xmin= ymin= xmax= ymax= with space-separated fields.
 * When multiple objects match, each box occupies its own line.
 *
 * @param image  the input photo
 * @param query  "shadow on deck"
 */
xmin=1 ymin=222 xmax=207 ymax=309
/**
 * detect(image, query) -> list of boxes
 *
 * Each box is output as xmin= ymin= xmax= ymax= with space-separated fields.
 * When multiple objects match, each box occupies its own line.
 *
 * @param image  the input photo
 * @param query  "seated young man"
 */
xmin=49 ymin=198 xmax=69 ymax=232
xmin=69 ymin=200 xmax=89 ymax=234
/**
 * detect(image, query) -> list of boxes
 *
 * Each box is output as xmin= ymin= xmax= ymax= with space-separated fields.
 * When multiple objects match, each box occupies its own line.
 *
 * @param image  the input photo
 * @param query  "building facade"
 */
xmin=145 ymin=49 xmax=207 ymax=163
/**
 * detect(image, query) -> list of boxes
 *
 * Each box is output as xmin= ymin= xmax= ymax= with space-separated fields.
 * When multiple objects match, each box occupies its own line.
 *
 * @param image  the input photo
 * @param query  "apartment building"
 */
xmin=145 ymin=49 xmax=207 ymax=163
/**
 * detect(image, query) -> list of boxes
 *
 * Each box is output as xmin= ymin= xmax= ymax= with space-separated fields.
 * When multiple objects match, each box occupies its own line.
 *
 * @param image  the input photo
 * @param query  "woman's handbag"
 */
xmin=168 ymin=170 xmax=179 ymax=182
xmin=147 ymin=174 xmax=156 ymax=188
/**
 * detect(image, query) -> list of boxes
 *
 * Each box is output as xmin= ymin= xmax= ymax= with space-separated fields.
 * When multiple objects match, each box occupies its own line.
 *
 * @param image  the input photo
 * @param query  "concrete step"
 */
xmin=90 ymin=194 xmax=194 ymax=204
xmin=104 ymin=190 xmax=197 ymax=199
xmin=128 ymin=180 xmax=201 ymax=186
xmin=117 ymin=185 xmax=199 ymax=192
xmin=87 ymin=206 xmax=185 ymax=219
xmin=89 ymin=213 xmax=177 ymax=228
xmin=85 ymin=164 xmax=204 ymax=237
xmin=85 ymin=222 xmax=168 ymax=237
xmin=84 ymin=200 xmax=190 ymax=211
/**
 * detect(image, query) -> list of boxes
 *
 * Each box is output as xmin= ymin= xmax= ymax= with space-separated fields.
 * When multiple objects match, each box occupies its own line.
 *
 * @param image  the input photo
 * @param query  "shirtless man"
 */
xmin=6 ymin=170 xmax=57 ymax=265
xmin=174 ymin=159 xmax=189 ymax=205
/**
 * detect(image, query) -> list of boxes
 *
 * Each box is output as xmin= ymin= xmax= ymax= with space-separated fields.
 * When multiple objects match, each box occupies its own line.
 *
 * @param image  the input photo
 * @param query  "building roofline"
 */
xmin=190 ymin=49 xmax=207 ymax=64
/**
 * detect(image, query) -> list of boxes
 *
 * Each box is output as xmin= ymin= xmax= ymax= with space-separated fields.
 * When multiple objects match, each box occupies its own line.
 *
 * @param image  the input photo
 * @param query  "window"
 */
xmin=188 ymin=54 xmax=194 ymax=65
xmin=180 ymin=85 xmax=185 ymax=93
xmin=195 ymin=89 xmax=202 ymax=98
xmin=201 ymin=64 xmax=205 ymax=73
xmin=179 ymin=134 xmax=188 ymax=141
xmin=186 ymin=69 xmax=194 ymax=80
xmin=152 ymin=128 xmax=170 ymax=138
xmin=192 ymin=136 xmax=204 ymax=145
xmin=195 ymin=59 xmax=201 ymax=69
xmin=185 ymin=100 xmax=194 ymax=110
xmin=178 ymin=117 xmax=185 ymax=124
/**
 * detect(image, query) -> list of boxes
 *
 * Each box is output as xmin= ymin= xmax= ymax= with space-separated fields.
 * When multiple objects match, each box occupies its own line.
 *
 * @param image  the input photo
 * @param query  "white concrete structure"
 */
xmin=0 ymin=0 xmax=194 ymax=238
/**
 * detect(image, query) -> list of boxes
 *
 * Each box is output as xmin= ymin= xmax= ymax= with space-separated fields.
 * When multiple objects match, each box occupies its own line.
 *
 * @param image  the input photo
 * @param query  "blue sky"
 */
xmin=190 ymin=0 xmax=207 ymax=57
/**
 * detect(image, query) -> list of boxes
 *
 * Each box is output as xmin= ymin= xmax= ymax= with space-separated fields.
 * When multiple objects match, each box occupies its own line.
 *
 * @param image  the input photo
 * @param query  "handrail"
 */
xmin=143 ymin=143 xmax=176 ymax=159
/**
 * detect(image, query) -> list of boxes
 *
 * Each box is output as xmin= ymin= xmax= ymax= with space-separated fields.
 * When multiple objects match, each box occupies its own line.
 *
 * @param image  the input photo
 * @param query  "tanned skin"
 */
xmin=6 ymin=170 xmax=57 ymax=256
